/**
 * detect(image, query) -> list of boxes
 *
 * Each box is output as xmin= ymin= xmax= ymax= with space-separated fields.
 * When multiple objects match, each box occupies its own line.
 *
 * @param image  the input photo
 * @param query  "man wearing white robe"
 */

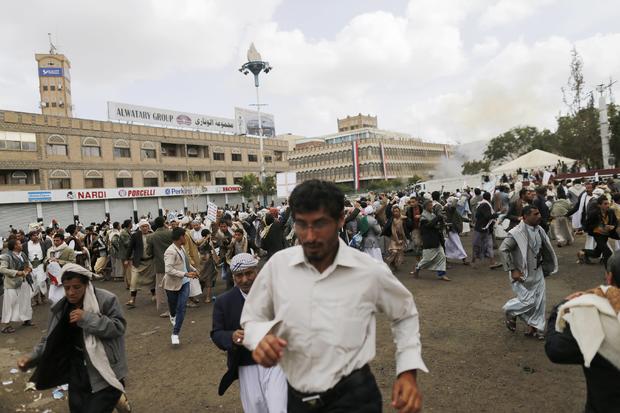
xmin=501 ymin=206 xmax=558 ymax=338
xmin=26 ymin=232 xmax=47 ymax=303
xmin=1 ymin=239 xmax=34 ymax=333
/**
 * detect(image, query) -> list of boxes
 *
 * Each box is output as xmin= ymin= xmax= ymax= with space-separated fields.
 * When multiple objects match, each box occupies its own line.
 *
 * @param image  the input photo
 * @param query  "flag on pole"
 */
xmin=380 ymin=142 xmax=388 ymax=179
xmin=352 ymin=140 xmax=360 ymax=191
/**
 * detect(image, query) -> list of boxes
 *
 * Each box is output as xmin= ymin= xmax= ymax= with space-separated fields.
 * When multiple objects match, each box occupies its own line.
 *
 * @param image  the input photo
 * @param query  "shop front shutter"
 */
xmin=77 ymin=200 xmax=107 ymax=226
xmin=137 ymin=198 xmax=159 ymax=218
xmin=162 ymin=196 xmax=184 ymax=215
xmin=109 ymin=199 xmax=134 ymax=223
xmin=0 ymin=204 xmax=38 ymax=234
xmin=42 ymin=201 xmax=75 ymax=228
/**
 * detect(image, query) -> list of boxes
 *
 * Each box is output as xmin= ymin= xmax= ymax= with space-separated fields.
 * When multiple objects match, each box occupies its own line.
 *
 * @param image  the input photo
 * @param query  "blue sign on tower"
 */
xmin=38 ymin=67 xmax=63 ymax=77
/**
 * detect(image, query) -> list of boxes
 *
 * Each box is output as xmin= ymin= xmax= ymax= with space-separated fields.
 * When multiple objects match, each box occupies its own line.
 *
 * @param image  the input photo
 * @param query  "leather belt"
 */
xmin=288 ymin=364 xmax=371 ymax=408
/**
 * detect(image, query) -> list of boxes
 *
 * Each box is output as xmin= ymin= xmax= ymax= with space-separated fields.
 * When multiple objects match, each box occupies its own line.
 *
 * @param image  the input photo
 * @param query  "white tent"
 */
xmin=491 ymin=149 xmax=576 ymax=174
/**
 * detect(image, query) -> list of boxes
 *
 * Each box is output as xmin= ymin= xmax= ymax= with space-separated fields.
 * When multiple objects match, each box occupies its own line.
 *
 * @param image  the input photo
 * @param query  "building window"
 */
xmin=116 ymin=178 xmax=133 ymax=187
xmin=215 ymin=177 xmax=226 ymax=185
xmin=81 ymin=146 xmax=101 ymax=157
xmin=144 ymin=177 xmax=159 ymax=186
xmin=163 ymin=171 xmax=186 ymax=183
xmin=84 ymin=178 xmax=104 ymax=188
xmin=231 ymin=153 xmax=242 ymax=162
xmin=141 ymin=149 xmax=156 ymax=159
xmin=248 ymin=154 xmax=258 ymax=162
xmin=275 ymin=151 xmax=283 ymax=161
xmin=50 ymin=85 xmax=56 ymax=91
xmin=114 ymin=147 xmax=131 ymax=158
xmin=49 ymin=178 xmax=71 ymax=189
xmin=264 ymin=155 xmax=272 ymax=163
xmin=42 ymin=85 xmax=48 ymax=91
xmin=233 ymin=177 xmax=243 ymax=185
xmin=46 ymin=144 xmax=67 ymax=156
xmin=213 ymin=152 xmax=225 ymax=161
xmin=51 ymin=102 xmax=57 ymax=108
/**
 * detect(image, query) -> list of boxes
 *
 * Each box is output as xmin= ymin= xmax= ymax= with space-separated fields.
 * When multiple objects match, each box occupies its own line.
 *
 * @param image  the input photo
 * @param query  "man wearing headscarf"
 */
xmin=1 ymin=239 xmax=34 ymax=334
xmin=211 ymin=253 xmax=287 ymax=413
xmin=360 ymin=206 xmax=383 ymax=262
xmin=413 ymin=200 xmax=451 ymax=281
xmin=16 ymin=263 xmax=130 ymax=413
xmin=124 ymin=219 xmax=155 ymax=309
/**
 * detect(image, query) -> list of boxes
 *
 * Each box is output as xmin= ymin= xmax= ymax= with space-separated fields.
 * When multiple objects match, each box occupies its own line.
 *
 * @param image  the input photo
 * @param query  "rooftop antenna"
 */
xmin=48 ymin=32 xmax=57 ymax=55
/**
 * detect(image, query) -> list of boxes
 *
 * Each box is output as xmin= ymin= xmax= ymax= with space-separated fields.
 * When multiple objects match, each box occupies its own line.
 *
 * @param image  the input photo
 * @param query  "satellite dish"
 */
xmin=247 ymin=43 xmax=262 ymax=62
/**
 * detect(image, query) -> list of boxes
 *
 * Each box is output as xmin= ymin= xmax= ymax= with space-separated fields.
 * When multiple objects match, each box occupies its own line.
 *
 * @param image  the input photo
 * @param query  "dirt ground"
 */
xmin=0 ymin=233 xmax=603 ymax=412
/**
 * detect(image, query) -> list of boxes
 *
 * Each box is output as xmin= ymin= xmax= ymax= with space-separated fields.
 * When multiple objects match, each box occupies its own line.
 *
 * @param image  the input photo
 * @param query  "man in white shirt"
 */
xmin=241 ymin=180 xmax=427 ymax=413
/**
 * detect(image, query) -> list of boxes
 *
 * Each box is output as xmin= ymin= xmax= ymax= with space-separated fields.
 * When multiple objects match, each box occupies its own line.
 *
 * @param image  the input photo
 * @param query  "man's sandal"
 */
xmin=1 ymin=326 xmax=16 ymax=334
xmin=505 ymin=316 xmax=517 ymax=332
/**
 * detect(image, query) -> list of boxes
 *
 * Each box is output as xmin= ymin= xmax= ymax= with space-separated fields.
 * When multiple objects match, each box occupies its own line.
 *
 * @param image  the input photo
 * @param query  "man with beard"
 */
xmin=501 ymin=206 xmax=558 ymax=339
xmin=241 ymin=180 xmax=427 ymax=413
xmin=211 ymin=253 xmax=287 ymax=412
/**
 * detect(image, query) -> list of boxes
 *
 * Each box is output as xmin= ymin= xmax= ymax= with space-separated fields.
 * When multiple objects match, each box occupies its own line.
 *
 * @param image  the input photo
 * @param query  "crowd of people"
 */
xmin=1 ymin=174 xmax=619 ymax=412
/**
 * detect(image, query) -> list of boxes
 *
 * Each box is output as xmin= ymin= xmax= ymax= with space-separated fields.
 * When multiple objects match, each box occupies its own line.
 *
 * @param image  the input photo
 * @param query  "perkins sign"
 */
xmin=107 ymin=102 xmax=236 ymax=134
xmin=38 ymin=67 xmax=64 ymax=77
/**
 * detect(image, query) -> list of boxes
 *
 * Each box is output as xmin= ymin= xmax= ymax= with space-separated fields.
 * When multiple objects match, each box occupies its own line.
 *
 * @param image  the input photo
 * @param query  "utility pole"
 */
xmin=597 ymin=78 xmax=617 ymax=169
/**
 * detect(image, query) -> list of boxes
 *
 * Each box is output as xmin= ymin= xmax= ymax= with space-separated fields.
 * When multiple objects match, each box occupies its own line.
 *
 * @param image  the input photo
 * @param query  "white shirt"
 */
xmin=27 ymin=241 xmax=43 ymax=262
xmin=241 ymin=238 xmax=428 ymax=393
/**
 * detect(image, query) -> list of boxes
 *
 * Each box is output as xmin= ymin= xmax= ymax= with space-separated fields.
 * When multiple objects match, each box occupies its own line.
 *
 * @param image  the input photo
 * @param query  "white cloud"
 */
xmin=473 ymin=37 xmax=500 ymax=57
xmin=479 ymin=0 xmax=557 ymax=29
xmin=407 ymin=33 xmax=620 ymax=142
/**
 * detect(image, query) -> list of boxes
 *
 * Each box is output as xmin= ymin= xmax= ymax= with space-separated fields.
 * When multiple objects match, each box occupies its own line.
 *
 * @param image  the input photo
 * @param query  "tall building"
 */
xmin=289 ymin=116 xmax=452 ymax=189
xmin=35 ymin=42 xmax=73 ymax=117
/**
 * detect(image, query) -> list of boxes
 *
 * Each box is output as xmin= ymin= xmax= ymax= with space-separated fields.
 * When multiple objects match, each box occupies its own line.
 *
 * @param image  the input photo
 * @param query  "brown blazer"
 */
xmin=163 ymin=243 xmax=196 ymax=291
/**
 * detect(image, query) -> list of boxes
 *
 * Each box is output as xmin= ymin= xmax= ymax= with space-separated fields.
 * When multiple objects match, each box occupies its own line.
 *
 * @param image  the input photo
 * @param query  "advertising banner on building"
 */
xmin=107 ymin=102 xmax=236 ymax=134
xmin=234 ymin=107 xmax=276 ymax=137
xmin=0 ymin=185 xmax=241 ymax=205
xmin=38 ymin=67 xmax=64 ymax=77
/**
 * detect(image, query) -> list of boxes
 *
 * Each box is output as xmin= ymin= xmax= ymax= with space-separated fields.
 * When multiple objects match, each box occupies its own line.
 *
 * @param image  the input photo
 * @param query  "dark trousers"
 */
xmin=585 ymin=235 xmax=612 ymax=266
xmin=287 ymin=365 xmax=382 ymax=413
xmin=68 ymin=356 xmax=122 ymax=413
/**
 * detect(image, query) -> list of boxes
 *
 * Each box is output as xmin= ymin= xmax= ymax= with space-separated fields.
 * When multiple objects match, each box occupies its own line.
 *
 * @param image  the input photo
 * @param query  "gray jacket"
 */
xmin=29 ymin=288 xmax=127 ymax=393
xmin=0 ymin=251 xmax=30 ymax=290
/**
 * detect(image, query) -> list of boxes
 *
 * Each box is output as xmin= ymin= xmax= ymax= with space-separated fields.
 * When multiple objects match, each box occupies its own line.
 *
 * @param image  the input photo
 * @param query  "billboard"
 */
xmin=234 ymin=107 xmax=276 ymax=137
xmin=107 ymin=102 xmax=236 ymax=134
xmin=38 ymin=67 xmax=63 ymax=77
xmin=276 ymin=172 xmax=297 ymax=198
xmin=0 ymin=185 xmax=241 ymax=205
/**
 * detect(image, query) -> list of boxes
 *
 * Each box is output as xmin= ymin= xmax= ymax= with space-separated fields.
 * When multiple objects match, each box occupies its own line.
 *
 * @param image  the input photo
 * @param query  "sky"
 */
xmin=1 ymin=0 xmax=619 ymax=144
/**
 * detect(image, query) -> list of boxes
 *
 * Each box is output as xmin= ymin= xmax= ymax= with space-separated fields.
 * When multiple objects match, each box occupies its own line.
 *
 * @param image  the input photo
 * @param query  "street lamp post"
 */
xmin=239 ymin=43 xmax=272 ymax=207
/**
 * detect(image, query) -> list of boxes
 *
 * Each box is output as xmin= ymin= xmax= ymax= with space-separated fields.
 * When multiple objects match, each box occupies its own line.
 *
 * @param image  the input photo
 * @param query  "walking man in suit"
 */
xmin=211 ymin=253 xmax=287 ymax=412
xmin=164 ymin=227 xmax=198 ymax=346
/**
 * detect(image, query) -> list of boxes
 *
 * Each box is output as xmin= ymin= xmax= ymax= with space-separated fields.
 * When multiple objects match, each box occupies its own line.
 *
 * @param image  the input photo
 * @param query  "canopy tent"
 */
xmin=491 ymin=149 xmax=576 ymax=174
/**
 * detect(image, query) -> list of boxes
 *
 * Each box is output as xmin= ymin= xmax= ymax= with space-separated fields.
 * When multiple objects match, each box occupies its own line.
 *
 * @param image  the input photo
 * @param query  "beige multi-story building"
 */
xmin=289 ymin=121 xmax=451 ymax=188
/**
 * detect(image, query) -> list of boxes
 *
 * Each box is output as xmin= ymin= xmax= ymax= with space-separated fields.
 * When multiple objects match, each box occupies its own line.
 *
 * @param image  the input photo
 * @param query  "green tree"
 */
xmin=408 ymin=175 xmax=423 ymax=185
xmin=257 ymin=175 xmax=276 ymax=197
xmin=556 ymin=106 xmax=601 ymax=168
xmin=609 ymin=104 xmax=620 ymax=166
xmin=239 ymin=174 xmax=259 ymax=199
xmin=461 ymin=160 xmax=490 ymax=175
xmin=483 ymin=126 xmax=540 ymax=163
xmin=561 ymin=46 xmax=586 ymax=115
